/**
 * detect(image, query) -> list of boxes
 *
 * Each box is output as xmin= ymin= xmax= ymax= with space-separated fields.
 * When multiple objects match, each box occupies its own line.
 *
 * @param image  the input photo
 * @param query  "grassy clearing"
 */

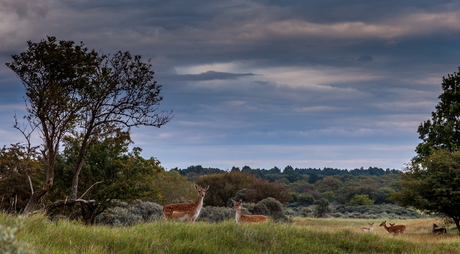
xmin=2 ymin=213 xmax=459 ymax=254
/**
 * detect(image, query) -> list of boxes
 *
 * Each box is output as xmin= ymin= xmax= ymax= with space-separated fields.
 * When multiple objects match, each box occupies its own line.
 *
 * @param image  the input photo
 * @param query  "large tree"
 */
xmin=415 ymin=67 xmax=460 ymax=161
xmin=6 ymin=36 xmax=172 ymax=214
xmin=392 ymin=67 xmax=460 ymax=232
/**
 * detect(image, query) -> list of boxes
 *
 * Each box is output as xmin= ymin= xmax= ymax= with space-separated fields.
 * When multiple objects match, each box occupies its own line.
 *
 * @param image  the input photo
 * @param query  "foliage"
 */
xmin=51 ymin=132 xmax=164 ymax=224
xmin=314 ymin=176 xmax=343 ymax=192
xmin=292 ymin=193 xmax=315 ymax=205
xmin=149 ymin=170 xmax=197 ymax=205
xmin=175 ymin=166 xmax=400 ymax=206
xmin=330 ymin=204 xmax=422 ymax=219
xmin=415 ymin=67 xmax=460 ymax=160
xmin=348 ymin=194 xmax=375 ymax=206
xmin=233 ymin=179 xmax=291 ymax=204
xmin=392 ymin=149 xmax=460 ymax=232
xmin=198 ymin=206 xmax=234 ymax=223
xmin=0 ymin=218 xmax=31 ymax=254
xmin=313 ymin=199 xmax=331 ymax=218
xmin=0 ymin=144 xmax=43 ymax=213
xmin=195 ymin=171 xmax=254 ymax=207
xmin=5 ymin=36 xmax=172 ymax=214
xmin=96 ymin=200 xmax=163 ymax=226
xmin=256 ymin=197 xmax=291 ymax=222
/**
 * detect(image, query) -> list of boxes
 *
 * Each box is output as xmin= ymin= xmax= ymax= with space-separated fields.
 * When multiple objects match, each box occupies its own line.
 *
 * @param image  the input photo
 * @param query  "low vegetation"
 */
xmin=2 ymin=213 xmax=459 ymax=254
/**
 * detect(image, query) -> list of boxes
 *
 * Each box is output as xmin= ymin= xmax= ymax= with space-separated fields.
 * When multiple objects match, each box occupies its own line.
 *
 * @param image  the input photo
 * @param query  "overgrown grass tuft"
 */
xmin=1 ymin=213 xmax=459 ymax=254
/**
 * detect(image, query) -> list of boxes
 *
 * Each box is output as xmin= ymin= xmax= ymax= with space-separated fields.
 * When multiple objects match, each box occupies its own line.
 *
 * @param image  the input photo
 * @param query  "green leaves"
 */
xmin=415 ymin=67 xmax=460 ymax=160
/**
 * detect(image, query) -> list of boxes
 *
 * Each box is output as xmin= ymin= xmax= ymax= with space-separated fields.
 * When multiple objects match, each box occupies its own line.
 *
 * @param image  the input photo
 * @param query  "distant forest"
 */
xmin=171 ymin=165 xmax=401 ymax=206
xmin=172 ymin=165 xmax=400 ymax=183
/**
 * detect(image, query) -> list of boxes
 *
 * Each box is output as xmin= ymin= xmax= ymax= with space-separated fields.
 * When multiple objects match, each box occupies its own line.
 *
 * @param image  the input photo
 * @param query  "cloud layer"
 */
xmin=1 ymin=0 xmax=459 ymax=170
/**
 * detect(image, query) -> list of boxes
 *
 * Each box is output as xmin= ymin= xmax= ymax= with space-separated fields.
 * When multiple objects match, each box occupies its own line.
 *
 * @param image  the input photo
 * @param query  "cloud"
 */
xmin=163 ymin=71 xmax=255 ymax=81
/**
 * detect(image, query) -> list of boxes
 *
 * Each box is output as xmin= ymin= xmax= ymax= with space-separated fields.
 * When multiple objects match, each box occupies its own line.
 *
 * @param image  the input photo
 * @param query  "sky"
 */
xmin=1 ymin=0 xmax=459 ymax=171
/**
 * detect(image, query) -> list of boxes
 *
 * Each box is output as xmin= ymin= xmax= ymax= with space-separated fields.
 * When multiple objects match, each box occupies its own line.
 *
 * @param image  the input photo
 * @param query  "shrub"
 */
xmin=257 ymin=197 xmax=291 ymax=223
xmin=313 ymin=199 xmax=331 ymax=218
xmin=96 ymin=200 xmax=163 ymax=226
xmin=198 ymin=206 xmax=234 ymax=223
xmin=0 ymin=218 xmax=31 ymax=254
xmin=348 ymin=194 xmax=375 ymax=205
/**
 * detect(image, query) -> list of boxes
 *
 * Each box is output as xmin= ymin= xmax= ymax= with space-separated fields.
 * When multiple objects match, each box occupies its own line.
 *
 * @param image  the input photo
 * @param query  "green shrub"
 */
xmin=313 ymin=199 xmax=331 ymax=218
xmin=348 ymin=194 xmax=375 ymax=205
xmin=0 ymin=218 xmax=32 ymax=254
xmin=198 ymin=206 xmax=234 ymax=223
xmin=96 ymin=200 xmax=163 ymax=226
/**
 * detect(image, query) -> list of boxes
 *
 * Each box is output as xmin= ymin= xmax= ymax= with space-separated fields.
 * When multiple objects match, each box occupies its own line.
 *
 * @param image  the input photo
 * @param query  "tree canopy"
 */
xmin=392 ymin=67 xmax=460 ymax=233
xmin=392 ymin=150 xmax=460 ymax=232
xmin=415 ymin=67 xmax=460 ymax=160
xmin=5 ymin=36 xmax=172 ymax=214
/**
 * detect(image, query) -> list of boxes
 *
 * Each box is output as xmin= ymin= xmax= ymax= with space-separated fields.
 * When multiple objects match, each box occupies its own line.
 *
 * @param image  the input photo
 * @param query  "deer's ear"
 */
xmin=205 ymin=185 xmax=210 ymax=191
xmin=195 ymin=185 xmax=199 ymax=190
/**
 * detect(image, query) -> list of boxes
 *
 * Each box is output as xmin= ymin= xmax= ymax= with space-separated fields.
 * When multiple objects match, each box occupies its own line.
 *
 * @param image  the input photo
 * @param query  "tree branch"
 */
xmin=79 ymin=181 xmax=103 ymax=199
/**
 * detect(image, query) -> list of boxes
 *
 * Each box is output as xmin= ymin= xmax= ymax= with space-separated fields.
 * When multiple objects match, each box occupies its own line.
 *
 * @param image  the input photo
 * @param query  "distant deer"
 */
xmin=432 ymin=223 xmax=447 ymax=235
xmin=360 ymin=223 xmax=374 ymax=232
xmin=162 ymin=185 xmax=209 ymax=222
xmin=389 ymin=223 xmax=395 ymax=226
xmin=379 ymin=221 xmax=406 ymax=235
xmin=231 ymin=199 xmax=268 ymax=224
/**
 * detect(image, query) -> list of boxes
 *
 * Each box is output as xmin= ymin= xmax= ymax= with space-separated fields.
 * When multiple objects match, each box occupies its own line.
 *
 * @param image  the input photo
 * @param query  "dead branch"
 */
xmin=79 ymin=181 xmax=103 ymax=199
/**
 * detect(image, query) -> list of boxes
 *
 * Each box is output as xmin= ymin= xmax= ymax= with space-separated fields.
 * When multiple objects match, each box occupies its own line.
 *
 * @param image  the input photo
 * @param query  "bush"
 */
xmin=257 ymin=197 xmax=291 ymax=223
xmin=348 ymin=194 xmax=375 ymax=205
xmin=96 ymin=200 xmax=163 ymax=226
xmin=331 ymin=204 xmax=423 ymax=219
xmin=313 ymin=199 xmax=331 ymax=218
xmin=0 ymin=218 xmax=31 ymax=254
xmin=198 ymin=206 xmax=234 ymax=223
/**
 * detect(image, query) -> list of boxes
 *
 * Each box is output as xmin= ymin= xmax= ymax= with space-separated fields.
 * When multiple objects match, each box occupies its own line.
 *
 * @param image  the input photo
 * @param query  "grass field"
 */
xmin=2 ymin=213 xmax=459 ymax=254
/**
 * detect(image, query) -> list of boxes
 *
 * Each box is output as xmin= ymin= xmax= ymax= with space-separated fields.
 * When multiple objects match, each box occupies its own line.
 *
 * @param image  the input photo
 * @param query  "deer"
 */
xmin=162 ymin=185 xmax=209 ymax=223
xmin=231 ymin=199 xmax=268 ymax=224
xmin=360 ymin=223 xmax=374 ymax=232
xmin=432 ymin=223 xmax=447 ymax=235
xmin=379 ymin=221 xmax=406 ymax=235
xmin=389 ymin=223 xmax=395 ymax=226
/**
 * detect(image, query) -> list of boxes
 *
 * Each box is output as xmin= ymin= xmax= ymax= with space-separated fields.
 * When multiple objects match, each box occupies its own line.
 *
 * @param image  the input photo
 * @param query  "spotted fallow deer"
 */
xmin=162 ymin=185 xmax=209 ymax=222
xmin=379 ymin=221 xmax=406 ymax=235
xmin=360 ymin=223 xmax=374 ymax=232
xmin=432 ymin=223 xmax=447 ymax=235
xmin=231 ymin=199 xmax=268 ymax=224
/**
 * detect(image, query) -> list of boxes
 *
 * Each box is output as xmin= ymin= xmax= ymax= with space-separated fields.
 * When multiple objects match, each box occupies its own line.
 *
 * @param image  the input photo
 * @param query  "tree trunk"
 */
xmin=22 ymin=178 xmax=53 ymax=215
xmin=454 ymin=217 xmax=460 ymax=233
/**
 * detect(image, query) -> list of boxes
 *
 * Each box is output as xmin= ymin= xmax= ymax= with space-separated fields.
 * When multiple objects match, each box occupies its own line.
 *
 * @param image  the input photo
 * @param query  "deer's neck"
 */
xmin=194 ymin=195 xmax=204 ymax=212
xmin=384 ymin=224 xmax=391 ymax=232
xmin=235 ymin=208 xmax=241 ymax=222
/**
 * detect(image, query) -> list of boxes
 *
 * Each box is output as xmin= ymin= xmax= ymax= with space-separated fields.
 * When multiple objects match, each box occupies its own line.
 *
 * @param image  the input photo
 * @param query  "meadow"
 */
xmin=2 ymin=213 xmax=459 ymax=254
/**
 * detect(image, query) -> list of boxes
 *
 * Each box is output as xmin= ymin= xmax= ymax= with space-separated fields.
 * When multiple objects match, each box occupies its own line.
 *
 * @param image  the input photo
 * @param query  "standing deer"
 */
xmin=162 ymin=185 xmax=209 ymax=222
xmin=379 ymin=221 xmax=406 ymax=235
xmin=231 ymin=199 xmax=268 ymax=224
xmin=360 ymin=223 xmax=374 ymax=232
xmin=432 ymin=223 xmax=447 ymax=235
xmin=389 ymin=223 xmax=395 ymax=226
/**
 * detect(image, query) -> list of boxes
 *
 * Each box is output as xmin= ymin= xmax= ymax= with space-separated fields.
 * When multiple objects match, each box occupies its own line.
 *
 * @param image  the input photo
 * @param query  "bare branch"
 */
xmin=79 ymin=181 xmax=103 ymax=199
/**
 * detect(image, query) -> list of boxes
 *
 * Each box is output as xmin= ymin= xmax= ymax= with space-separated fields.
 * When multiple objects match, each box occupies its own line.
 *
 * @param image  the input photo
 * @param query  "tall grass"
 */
xmin=2 ymin=213 xmax=459 ymax=254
